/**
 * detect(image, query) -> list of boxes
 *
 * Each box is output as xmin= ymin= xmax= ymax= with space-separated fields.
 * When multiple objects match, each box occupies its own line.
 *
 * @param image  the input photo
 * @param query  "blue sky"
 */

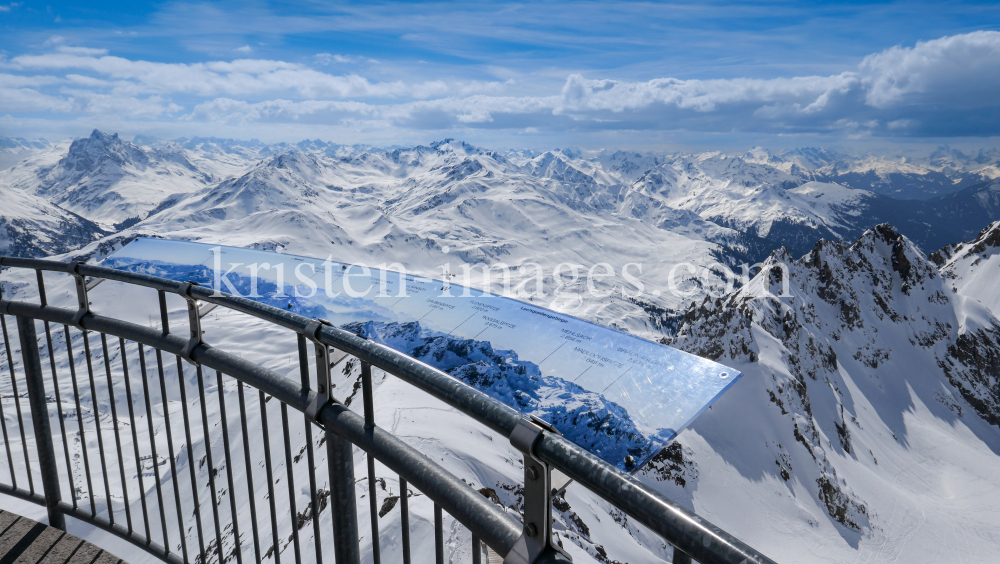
xmin=2 ymin=0 xmax=1000 ymax=149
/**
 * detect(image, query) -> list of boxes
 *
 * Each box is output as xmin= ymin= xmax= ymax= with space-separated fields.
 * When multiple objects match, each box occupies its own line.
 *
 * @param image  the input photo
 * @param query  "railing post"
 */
xmin=327 ymin=429 xmax=361 ymax=564
xmin=16 ymin=315 xmax=66 ymax=530
xmin=307 ymin=319 xmax=362 ymax=564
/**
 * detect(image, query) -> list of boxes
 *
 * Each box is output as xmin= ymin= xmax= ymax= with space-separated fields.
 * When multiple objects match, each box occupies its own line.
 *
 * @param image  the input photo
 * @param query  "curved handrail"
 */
xmin=0 ymin=256 xmax=776 ymax=564
xmin=0 ymin=296 xmax=523 ymax=558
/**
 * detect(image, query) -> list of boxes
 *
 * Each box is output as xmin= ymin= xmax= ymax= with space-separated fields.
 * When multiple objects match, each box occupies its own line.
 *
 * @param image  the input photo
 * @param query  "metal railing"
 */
xmin=0 ymin=256 xmax=776 ymax=564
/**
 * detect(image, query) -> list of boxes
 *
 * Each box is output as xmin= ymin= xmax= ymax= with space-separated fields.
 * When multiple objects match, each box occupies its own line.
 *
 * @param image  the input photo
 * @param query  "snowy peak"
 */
xmin=172 ymin=136 xmax=269 ymax=159
xmin=779 ymin=147 xmax=850 ymax=171
xmin=0 ymin=129 xmax=215 ymax=225
xmin=595 ymin=150 xmax=661 ymax=183
xmin=934 ymin=220 xmax=1000 ymax=317
xmin=665 ymin=223 xmax=1000 ymax=559
xmin=60 ymin=129 xmax=152 ymax=171
xmin=166 ymin=152 xmax=331 ymax=220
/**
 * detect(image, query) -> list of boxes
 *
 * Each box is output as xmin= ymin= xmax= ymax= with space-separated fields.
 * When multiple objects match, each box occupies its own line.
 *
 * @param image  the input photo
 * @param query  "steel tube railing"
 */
xmin=0 ymin=296 xmax=524 ymax=561
xmin=16 ymin=315 xmax=65 ymax=530
xmin=0 ymin=257 xmax=776 ymax=564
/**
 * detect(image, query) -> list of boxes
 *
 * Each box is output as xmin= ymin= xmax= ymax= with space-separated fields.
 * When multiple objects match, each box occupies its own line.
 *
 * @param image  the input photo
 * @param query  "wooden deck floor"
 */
xmin=0 ymin=510 xmax=125 ymax=564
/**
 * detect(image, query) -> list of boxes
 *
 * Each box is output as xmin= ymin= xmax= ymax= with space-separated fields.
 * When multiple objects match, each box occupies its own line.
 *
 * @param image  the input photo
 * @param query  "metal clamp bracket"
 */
xmin=70 ymin=262 xmax=91 ymax=329
xmin=505 ymin=417 xmax=573 ymax=564
xmin=178 ymin=281 xmax=204 ymax=363
xmin=304 ymin=318 xmax=349 ymax=422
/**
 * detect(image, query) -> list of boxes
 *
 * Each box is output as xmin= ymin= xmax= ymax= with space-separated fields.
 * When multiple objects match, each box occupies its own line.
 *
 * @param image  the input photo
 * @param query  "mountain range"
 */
xmin=4 ymin=130 xmax=1000 ymax=339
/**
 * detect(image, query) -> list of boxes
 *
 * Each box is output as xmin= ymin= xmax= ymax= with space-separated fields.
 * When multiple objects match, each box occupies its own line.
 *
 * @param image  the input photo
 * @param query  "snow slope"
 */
xmin=933 ymin=220 xmax=1000 ymax=316
xmin=0 ymin=186 xmax=106 ymax=257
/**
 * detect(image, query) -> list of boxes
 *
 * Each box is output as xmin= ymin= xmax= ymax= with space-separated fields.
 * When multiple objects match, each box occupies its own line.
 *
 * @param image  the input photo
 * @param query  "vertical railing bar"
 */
xmin=121 ymin=339 xmax=151 ymax=542
xmin=237 ymin=383 xmax=262 ymax=564
xmin=157 ymin=290 xmax=188 ymax=560
xmin=326 ymin=428 xmax=360 ymax=564
xmin=216 ymin=371 xmax=243 ymax=564
xmin=297 ymin=335 xmax=323 ymax=564
xmin=434 ymin=504 xmax=444 ymax=564
xmin=175 ymin=359 xmax=207 ymax=560
xmin=360 ymin=361 xmax=380 ymax=564
xmin=259 ymin=391 xmax=281 ymax=564
xmin=158 ymin=291 xmax=171 ymax=334
xmin=43 ymin=321 xmax=76 ymax=511
xmin=367 ymin=452 xmax=381 ymax=564
xmin=17 ymin=315 xmax=66 ymax=530
xmin=2 ymin=314 xmax=35 ymax=494
xmin=101 ymin=333 xmax=133 ymax=533
xmin=155 ymin=349 xmax=190 ymax=562
xmin=280 ymin=403 xmax=302 ymax=564
xmin=64 ymin=326 xmax=95 ymax=516
xmin=35 ymin=271 xmax=47 ymax=307
xmin=305 ymin=425 xmax=322 ymax=564
xmin=0 ymin=316 xmax=20 ymax=490
xmin=195 ymin=365 xmax=225 ymax=564
xmin=82 ymin=330 xmax=114 ymax=521
xmin=399 ymin=476 xmax=411 ymax=564
xmin=139 ymin=345 xmax=170 ymax=553
xmin=472 ymin=536 xmax=481 ymax=564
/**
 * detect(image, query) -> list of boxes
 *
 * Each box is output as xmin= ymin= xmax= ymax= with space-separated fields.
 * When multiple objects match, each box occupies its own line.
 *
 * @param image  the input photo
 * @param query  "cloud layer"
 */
xmin=3 ymin=31 xmax=1000 ymax=141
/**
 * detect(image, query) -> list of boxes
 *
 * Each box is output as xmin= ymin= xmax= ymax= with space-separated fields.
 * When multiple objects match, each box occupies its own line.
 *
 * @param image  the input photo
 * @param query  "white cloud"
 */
xmin=5 ymin=31 xmax=1000 ymax=138
xmin=0 ymin=73 xmax=62 ymax=88
xmin=8 ymin=51 xmax=512 ymax=100
xmin=556 ymin=73 xmax=859 ymax=114
xmin=315 ymin=53 xmax=355 ymax=65
xmin=187 ymin=98 xmax=377 ymax=125
xmin=859 ymin=31 xmax=1000 ymax=109
xmin=55 ymin=46 xmax=109 ymax=56
xmin=235 ymin=45 xmax=253 ymax=54
xmin=64 ymin=74 xmax=112 ymax=87
xmin=0 ymin=87 xmax=73 ymax=112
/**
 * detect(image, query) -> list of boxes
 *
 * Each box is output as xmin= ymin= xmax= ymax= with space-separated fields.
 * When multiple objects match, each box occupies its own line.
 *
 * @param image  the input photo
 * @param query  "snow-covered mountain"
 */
xmin=933 ymin=220 xmax=1000 ymax=317
xmin=5 ymin=131 xmax=1000 ymax=341
xmin=124 ymin=142 xmax=762 ymax=335
xmin=745 ymin=145 xmax=1000 ymax=200
xmin=659 ymin=224 xmax=1000 ymax=563
xmin=0 ymin=186 xmax=106 ymax=257
xmin=0 ymin=130 xmax=216 ymax=226
xmin=0 ymin=137 xmax=50 ymax=171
